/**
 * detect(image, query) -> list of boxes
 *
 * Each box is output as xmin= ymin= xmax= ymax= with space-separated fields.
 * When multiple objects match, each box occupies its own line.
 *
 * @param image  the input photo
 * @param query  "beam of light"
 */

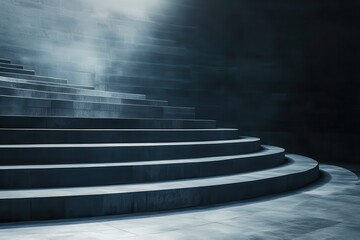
xmin=1 ymin=0 xmax=174 ymax=89
xmin=88 ymin=0 xmax=166 ymax=20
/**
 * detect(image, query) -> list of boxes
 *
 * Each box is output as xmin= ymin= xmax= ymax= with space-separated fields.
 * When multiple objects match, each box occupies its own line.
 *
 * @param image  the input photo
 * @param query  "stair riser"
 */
xmin=0 ymin=67 xmax=35 ymax=75
xmin=0 ymin=107 xmax=194 ymax=120
xmin=0 ymin=130 xmax=238 ymax=144
xmin=0 ymin=72 xmax=67 ymax=84
xmin=0 ymin=59 xmax=10 ymax=64
xmin=0 ymin=79 xmax=145 ymax=99
xmin=0 ymin=163 xmax=319 ymax=222
xmin=0 ymin=140 xmax=261 ymax=165
xmin=0 ymin=76 xmax=91 ymax=89
xmin=0 ymin=87 xmax=167 ymax=106
xmin=0 ymin=151 xmax=284 ymax=189
xmin=0 ymin=116 xmax=216 ymax=129
xmin=0 ymin=64 xmax=23 ymax=69
xmin=0 ymin=96 xmax=194 ymax=119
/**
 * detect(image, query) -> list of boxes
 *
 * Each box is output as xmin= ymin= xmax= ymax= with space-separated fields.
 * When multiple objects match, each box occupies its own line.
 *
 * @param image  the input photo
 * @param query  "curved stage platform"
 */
xmin=0 ymin=164 xmax=358 ymax=239
xmin=0 ymin=58 xmax=323 ymax=222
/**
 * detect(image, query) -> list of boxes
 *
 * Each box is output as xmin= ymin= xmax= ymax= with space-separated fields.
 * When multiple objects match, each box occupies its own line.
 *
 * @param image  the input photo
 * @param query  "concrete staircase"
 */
xmin=0 ymin=58 xmax=319 ymax=222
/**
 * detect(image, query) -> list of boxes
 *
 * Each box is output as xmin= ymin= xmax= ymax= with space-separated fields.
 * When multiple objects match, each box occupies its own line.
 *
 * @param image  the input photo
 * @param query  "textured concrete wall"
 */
xmin=0 ymin=0 xmax=194 ymax=93
xmin=184 ymin=0 xmax=360 ymax=163
xmin=0 ymin=0 xmax=358 ymax=163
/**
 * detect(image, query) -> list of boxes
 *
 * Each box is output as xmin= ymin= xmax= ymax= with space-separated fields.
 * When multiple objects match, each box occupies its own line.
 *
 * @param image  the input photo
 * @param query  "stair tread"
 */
xmin=0 ymin=76 xmax=91 ymax=89
xmin=0 ymin=128 xmax=235 ymax=131
xmin=0 ymin=115 xmax=215 ymax=122
xmin=0 ymin=63 xmax=23 ymax=69
xmin=0 ymin=67 xmax=35 ymax=75
xmin=0 ymin=77 xmax=146 ymax=99
xmin=0 ymin=95 xmax=194 ymax=112
xmin=0 ymin=72 xmax=67 ymax=84
xmin=0 ymin=154 xmax=317 ymax=199
xmin=0 ymin=86 xmax=168 ymax=105
xmin=0 ymin=145 xmax=282 ymax=169
xmin=0 ymin=59 xmax=11 ymax=63
xmin=0 ymin=137 xmax=258 ymax=148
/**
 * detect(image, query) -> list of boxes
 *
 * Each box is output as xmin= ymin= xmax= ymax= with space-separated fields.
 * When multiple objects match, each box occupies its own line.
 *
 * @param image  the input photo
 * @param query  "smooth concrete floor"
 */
xmin=0 ymin=163 xmax=358 ymax=240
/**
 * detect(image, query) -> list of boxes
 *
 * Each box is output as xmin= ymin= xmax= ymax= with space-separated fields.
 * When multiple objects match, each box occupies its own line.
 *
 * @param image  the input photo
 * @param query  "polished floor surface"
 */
xmin=0 ymin=163 xmax=358 ymax=240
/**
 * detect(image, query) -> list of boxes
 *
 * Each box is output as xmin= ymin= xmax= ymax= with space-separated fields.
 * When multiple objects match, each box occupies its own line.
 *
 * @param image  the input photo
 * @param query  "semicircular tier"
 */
xmin=0 ymin=58 xmax=320 ymax=222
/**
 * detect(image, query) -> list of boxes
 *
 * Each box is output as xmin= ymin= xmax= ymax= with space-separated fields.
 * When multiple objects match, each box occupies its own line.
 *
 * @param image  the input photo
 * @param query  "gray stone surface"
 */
xmin=0 ymin=86 xmax=168 ymax=106
xmin=0 ymin=128 xmax=238 ymax=144
xmin=0 ymin=154 xmax=318 ymax=222
xmin=0 ymin=72 xmax=68 ymax=84
xmin=0 ymin=63 xmax=23 ymax=69
xmin=0 ymin=137 xmax=261 ymax=165
xmin=0 ymin=145 xmax=284 ymax=188
xmin=0 ymin=0 xmax=194 ymax=88
xmin=0 ymin=115 xmax=217 ymax=129
xmin=0 ymin=67 xmax=34 ymax=75
xmin=0 ymin=76 xmax=145 ymax=99
xmin=0 ymin=76 xmax=90 ymax=90
xmin=0 ymin=95 xmax=194 ymax=119
xmin=0 ymin=0 xmax=356 ymax=169
xmin=0 ymin=163 xmax=357 ymax=239
xmin=0 ymin=59 xmax=11 ymax=64
xmin=0 ymin=48 xmax=328 ymax=236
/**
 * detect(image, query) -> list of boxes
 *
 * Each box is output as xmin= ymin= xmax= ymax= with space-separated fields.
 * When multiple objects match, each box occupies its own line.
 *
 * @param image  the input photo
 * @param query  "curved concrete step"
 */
xmin=0 ymin=137 xmax=261 ymax=165
xmin=0 ymin=77 xmax=145 ymax=99
xmin=0 ymin=154 xmax=319 ymax=222
xmin=0 ymin=59 xmax=10 ymax=64
xmin=0 ymin=146 xmax=285 ymax=189
xmin=0 ymin=95 xmax=194 ymax=119
xmin=0 ymin=86 xmax=168 ymax=106
xmin=0 ymin=67 xmax=35 ymax=75
xmin=0 ymin=128 xmax=238 ymax=144
xmin=0 ymin=63 xmax=23 ymax=69
xmin=0 ymin=72 xmax=67 ymax=84
xmin=0 ymin=76 xmax=92 ymax=89
xmin=0 ymin=115 xmax=217 ymax=129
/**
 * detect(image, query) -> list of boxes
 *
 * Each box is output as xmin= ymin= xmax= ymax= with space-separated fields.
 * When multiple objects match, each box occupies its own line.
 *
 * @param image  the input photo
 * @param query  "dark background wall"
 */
xmin=180 ymin=0 xmax=359 ymax=164
xmin=0 ymin=0 xmax=358 ymax=163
